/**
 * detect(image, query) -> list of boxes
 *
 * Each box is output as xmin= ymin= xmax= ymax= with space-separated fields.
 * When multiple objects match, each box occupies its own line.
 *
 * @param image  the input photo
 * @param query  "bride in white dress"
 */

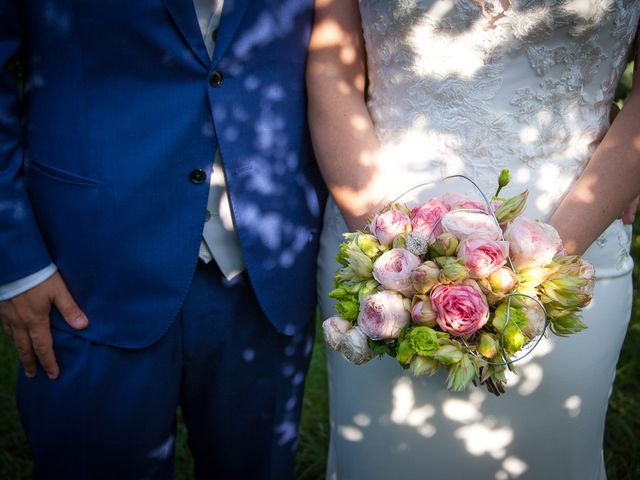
xmin=307 ymin=1 xmax=640 ymax=478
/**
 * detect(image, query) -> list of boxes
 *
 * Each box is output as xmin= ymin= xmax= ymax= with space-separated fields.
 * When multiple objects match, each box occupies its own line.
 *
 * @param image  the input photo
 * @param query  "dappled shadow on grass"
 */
xmin=294 ymin=312 xmax=329 ymax=480
xmin=0 ymin=334 xmax=31 ymax=480
xmin=604 ymin=211 xmax=640 ymax=480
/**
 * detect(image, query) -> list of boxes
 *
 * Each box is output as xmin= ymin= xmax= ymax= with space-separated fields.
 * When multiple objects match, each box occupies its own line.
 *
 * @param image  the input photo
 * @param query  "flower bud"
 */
xmin=477 ymin=333 xmax=499 ymax=359
xmin=335 ymin=240 xmax=374 ymax=282
xmin=502 ymin=324 xmax=526 ymax=354
xmin=335 ymin=299 xmax=360 ymax=321
xmin=446 ymin=354 xmax=476 ymax=391
xmin=487 ymin=268 xmax=516 ymax=293
xmin=411 ymin=261 xmax=440 ymax=294
xmin=433 ymin=344 xmax=464 ymax=364
xmin=356 ymin=279 xmax=381 ymax=303
xmin=549 ymin=314 xmax=588 ymax=337
xmin=439 ymin=258 xmax=470 ymax=283
xmin=357 ymin=233 xmax=385 ymax=258
xmin=495 ymin=190 xmax=528 ymax=224
xmin=411 ymin=356 xmax=440 ymax=376
xmin=517 ymin=265 xmax=551 ymax=290
xmin=392 ymin=235 xmax=407 ymax=249
xmin=430 ymin=233 xmax=459 ymax=257
xmin=492 ymin=303 xmax=527 ymax=332
xmin=410 ymin=296 xmax=438 ymax=326
xmin=498 ymin=168 xmax=510 ymax=189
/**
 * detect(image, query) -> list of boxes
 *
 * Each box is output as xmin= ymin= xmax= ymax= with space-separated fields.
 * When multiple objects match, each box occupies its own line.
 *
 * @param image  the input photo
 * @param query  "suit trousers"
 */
xmin=16 ymin=261 xmax=313 ymax=479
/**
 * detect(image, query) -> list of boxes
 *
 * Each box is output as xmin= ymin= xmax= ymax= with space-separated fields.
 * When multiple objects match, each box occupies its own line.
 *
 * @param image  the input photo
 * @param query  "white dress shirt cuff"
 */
xmin=0 ymin=264 xmax=58 ymax=301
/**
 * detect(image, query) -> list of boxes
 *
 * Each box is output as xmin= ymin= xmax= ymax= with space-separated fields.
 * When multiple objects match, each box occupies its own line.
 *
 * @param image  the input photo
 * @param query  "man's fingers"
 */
xmin=52 ymin=280 xmax=88 ymax=330
xmin=29 ymin=326 xmax=59 ymax=380
xmin=12 ymin=327 xmax=37 ymax=378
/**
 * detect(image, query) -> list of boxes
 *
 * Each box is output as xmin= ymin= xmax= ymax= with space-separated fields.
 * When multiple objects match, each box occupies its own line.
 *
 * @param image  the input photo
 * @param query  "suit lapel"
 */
xmin=211 ymin=0 xmax=250 ymax=67
xmin=161 ymin=0 xmax=210 ymax=68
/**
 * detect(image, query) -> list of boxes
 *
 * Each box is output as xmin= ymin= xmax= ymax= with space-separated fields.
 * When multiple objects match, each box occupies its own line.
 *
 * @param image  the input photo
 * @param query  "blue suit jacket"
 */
xmin=0 ymin=0 xmax=326 ymax=347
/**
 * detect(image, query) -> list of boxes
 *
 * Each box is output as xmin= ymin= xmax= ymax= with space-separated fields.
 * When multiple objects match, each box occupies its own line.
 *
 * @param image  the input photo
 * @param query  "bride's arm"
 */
xmin=549 ymin=53 xmax=640 ymax=255
xmin=306 ymin=0 xmax=387 ymax=230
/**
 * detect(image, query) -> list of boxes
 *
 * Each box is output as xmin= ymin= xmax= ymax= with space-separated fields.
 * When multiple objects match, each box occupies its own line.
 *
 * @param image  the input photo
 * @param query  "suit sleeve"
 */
xmin=0 ymin=1 xmax=53 ymax=284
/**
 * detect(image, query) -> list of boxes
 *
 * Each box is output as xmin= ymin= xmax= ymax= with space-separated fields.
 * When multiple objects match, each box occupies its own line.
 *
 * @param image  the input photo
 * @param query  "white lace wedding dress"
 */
xmin=317 ymin=1 xmax=639 ymax=479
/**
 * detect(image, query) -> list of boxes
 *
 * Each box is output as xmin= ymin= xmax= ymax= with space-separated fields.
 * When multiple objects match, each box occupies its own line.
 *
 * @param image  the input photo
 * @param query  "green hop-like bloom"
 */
xmin=408 ymin=326 xmax=440 ymax=358
xmin=335 ymin=299 xmax=359 ymax=321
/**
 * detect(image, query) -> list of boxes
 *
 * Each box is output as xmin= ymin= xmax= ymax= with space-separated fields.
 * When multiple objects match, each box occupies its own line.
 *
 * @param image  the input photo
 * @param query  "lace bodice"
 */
xmin=355 ymin=0 xmax=638 ymax=275
xmin=360 ymin=0 xmax=638 ymax=214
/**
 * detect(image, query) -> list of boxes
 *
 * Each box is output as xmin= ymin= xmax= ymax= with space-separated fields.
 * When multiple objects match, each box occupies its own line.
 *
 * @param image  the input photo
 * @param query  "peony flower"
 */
xmin=441 ymin=191 xmax=487 ymax=212
xmin=441 ymin=210 xmax=502 ymax=241
xmin=370 ymin=209 xmax=412 ymax=247
xmin=411 ymin=261 xmax=440 ymax=294
xmin=339 ymin=326 xmax=373 ymax=365
xmin=411 ymin=296 xmax=437 ymax=326
xmin=504 ymin=216 xmax=562 ymax=270
xmin=322 ymin=316 xmax=351 ymax=351
xmin=410 ymin=199 xmax=449 ymax=238
xmin=457 ymin=237 xmax=509 ymax=279
xmin=430 ymin=281 xmax=490 ymax=336
xmin=487 ymin=267 xmax=517 ymax=293
xmin=372 ymin=248 xmax=422 ymax=297
xmin=358 ymin=290 xmax=411 ymax=340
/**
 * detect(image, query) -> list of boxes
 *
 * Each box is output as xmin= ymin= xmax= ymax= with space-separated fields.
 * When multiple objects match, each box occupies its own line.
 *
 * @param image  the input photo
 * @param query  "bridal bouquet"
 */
xmin=323 ymin=170 xmax=594 ymax=395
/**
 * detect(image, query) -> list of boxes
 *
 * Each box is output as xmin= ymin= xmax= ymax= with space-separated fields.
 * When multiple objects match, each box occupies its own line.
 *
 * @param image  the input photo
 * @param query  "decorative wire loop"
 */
xmin=391 ymin=174 xmax=549 ymax=367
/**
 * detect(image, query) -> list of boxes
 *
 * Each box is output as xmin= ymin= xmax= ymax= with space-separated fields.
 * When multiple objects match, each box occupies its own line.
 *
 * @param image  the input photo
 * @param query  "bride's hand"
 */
xmin=620 ymin=195 xmax=639 ymax=225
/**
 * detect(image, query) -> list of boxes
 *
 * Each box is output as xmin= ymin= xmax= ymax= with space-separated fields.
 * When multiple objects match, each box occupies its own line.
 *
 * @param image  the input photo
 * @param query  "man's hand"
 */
xmin=0 ymin=273 xmax=88 ymax=379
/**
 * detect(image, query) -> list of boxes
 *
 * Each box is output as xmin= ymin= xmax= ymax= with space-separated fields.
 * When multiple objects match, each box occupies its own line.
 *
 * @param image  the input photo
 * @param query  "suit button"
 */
xmin=209 ymin=70 xmax=224 ymax=88
xmin=190 ymin=169 xmax=207 ymax=184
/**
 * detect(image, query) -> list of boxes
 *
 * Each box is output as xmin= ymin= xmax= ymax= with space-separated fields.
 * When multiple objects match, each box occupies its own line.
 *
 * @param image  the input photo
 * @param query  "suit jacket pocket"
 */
xmin=27 ymin=158 xmax=102 ymax=187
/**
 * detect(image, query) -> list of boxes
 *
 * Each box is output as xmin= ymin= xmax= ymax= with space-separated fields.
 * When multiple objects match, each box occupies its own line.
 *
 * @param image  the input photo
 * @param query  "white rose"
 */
xmin=322 ymin=316 xmax=351 ymax=351
xmin=339 ymin=326 xmax=374 ymax=365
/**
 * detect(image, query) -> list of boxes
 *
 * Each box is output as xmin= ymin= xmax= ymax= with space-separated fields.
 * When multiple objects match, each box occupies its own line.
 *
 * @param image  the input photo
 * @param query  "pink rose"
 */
xmin=370 ymin=209 xmax=412 ymax=247
xmin=430 ymin=281 xmax=490 ymax=336
xmin=504 ymin=216 xmax=562 ymax=270
xmin=372 ymin=248 xmax=422 ymax=297
xmin=410 ymin=199 xmax=449 ymax=238
xmin=441 ymin=210 xmax=502 ymax=241
xmin=457 ymin=237 xmax=509 ymax=279
xmin=441 ymin=191 xmax=487 ymax=212
xmin=358 ymin=291 xmax=411 ymax=340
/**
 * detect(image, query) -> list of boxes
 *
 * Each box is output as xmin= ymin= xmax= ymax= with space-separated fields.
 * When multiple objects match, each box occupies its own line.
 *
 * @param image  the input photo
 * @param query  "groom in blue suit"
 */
xmin=0 ymin=0 xmax=325 ymax=478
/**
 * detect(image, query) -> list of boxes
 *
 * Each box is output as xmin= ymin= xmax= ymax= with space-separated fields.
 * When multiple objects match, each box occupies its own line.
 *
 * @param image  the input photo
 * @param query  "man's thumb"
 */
xmin=53 ymin=281 xmax=89 ymax=330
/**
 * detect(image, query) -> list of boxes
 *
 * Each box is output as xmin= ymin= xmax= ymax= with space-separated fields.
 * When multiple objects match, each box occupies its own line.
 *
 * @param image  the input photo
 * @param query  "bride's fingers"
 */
xmin=620 ymin=196 xmax=639 ymax=225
